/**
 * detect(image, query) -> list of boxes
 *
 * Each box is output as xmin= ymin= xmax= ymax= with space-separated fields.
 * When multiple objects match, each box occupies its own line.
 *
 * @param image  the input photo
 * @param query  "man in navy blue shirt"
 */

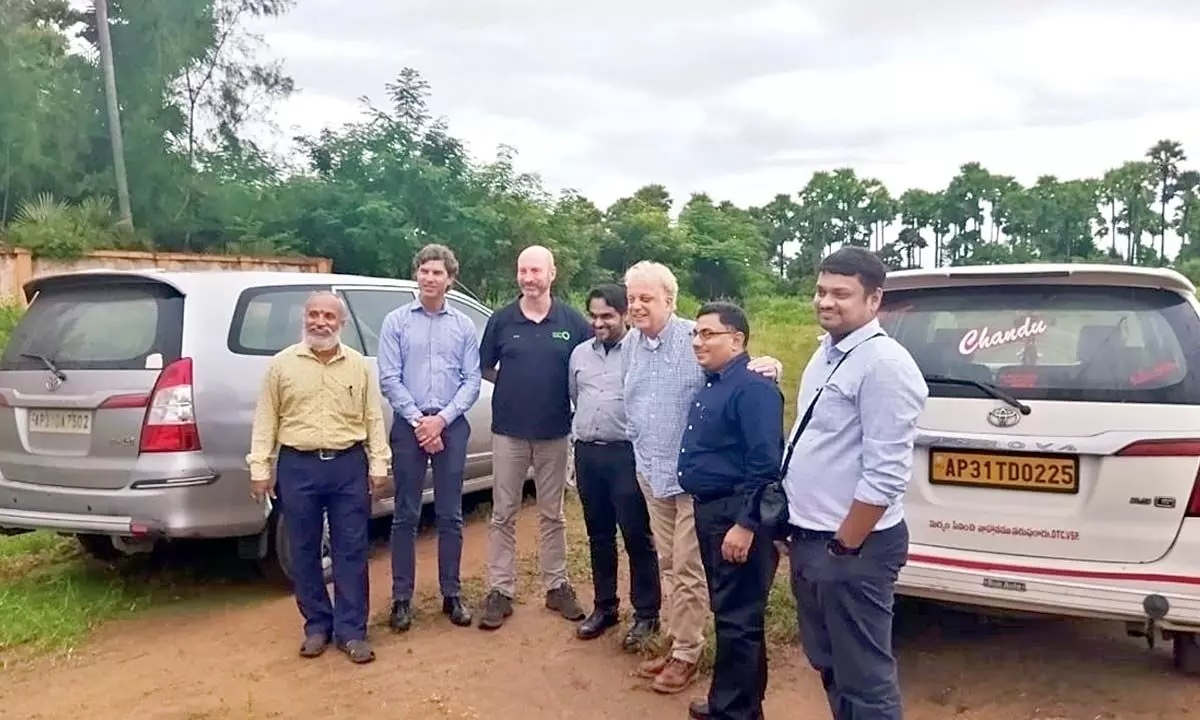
xmin=678 ymin=301 xmax=784 ymax=720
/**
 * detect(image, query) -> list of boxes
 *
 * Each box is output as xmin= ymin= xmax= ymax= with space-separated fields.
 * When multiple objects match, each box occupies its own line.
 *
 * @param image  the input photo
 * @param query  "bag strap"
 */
xmin=779 ymin=332 xmax=884 ymax=477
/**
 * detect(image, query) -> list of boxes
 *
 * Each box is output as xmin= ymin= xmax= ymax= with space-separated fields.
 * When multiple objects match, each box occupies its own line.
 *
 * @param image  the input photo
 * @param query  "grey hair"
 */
xmin=306 ymin=290 xmax=350 ymax=321
xmin=624 ymin=261 xmax=678 ymax=300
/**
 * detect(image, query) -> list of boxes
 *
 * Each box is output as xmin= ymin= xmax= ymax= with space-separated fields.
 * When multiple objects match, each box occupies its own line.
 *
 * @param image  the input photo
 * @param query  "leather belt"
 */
xmin=281 ymin=443 xmax=363 ymax=461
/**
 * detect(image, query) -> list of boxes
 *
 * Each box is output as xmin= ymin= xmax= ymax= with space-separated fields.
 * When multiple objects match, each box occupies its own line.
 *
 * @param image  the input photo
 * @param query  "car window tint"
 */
xmin=446 ymin=296 xmax=490 ymax=338
xmin=1 ymin=282 xmax=182 ymax=370
xmin=340 ymin=288 xmax=416 ymax=356
xmin=230 ymin=288 xmax=316 ymax=355
xmin=880 ymin=284 xmax=1200 ymax=405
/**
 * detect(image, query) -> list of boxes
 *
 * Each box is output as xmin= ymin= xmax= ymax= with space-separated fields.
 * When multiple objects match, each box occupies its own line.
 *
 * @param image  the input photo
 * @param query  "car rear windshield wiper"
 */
xmin=923 ymin=374 xmax=1031 ymax=415
xmin=21 ymin=352 xmax=66 ymax=381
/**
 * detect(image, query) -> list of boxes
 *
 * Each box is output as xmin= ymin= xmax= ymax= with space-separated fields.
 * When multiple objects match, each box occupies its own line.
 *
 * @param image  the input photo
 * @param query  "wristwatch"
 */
xmin=827 ymin=537 xmax=861 ymax=557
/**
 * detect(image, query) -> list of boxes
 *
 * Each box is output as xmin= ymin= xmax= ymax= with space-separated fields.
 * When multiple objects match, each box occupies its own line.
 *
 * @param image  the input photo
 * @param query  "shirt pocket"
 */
xmin=330 ymin=378 xmax=361 ymax=420
xmin=808 ymin=381 xmax=855 ymax=433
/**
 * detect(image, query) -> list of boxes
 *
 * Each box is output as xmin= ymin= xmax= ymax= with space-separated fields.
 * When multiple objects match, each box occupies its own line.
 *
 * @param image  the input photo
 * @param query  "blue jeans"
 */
xmin=389 ymin=415 xmax=470 ymax=601
xmin=275 ymin=444 xmax=371 ymax=643
xmin=789 ymin=521 xmax=909 ymax=720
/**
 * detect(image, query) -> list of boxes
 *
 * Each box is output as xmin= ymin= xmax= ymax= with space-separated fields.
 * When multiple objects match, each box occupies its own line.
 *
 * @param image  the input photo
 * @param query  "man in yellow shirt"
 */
xmin=247 ymin=291 xmax=391 ymax=664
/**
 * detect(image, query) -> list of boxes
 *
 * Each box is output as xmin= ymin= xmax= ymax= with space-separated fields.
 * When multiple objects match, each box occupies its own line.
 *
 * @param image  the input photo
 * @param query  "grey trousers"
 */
xmin=485 ymin=433 xmax=570 ymax=597
xmin=789 ymin=521 xmax=909 ymax=720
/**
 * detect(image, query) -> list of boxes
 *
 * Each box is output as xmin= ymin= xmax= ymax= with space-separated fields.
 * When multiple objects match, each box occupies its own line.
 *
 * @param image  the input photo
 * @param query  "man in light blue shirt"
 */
xmin=782 ymin=247 xmax=927 ymax=720
xmin=622 ymin=260 xmax=783 ymax=696
xmin=377 ymin=244 xmax=481 ymax=633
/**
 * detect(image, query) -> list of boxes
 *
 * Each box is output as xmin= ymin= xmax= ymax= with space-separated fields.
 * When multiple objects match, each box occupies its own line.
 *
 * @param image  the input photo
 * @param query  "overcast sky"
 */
xmin=248 ymin=0 xmax=1200 ymax=213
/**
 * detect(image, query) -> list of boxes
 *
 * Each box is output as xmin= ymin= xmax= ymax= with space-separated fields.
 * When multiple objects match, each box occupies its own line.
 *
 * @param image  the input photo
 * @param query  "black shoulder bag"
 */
xmin=755 ymin=333 xmax=884 ymax=540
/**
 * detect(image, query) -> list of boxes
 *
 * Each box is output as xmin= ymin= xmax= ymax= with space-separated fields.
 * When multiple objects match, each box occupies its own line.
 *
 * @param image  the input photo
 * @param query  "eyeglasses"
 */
xmin=690 ymin=329 xmax=735 ymax=341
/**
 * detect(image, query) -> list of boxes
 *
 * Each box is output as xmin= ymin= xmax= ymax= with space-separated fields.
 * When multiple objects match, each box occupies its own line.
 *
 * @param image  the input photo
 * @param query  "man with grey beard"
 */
xmin=247 ymin=291 xmax=391 ymax=664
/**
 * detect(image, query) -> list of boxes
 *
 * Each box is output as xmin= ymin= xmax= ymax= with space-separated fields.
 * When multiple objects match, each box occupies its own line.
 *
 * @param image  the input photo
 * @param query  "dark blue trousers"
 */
xmin=275 ymin=444 xmax=371 ymax=643
xmin=789 ymin=521 xmax=909 ymax=720
xmin=694 ymin=493 xmax=776 ymax=720
xmin=389 ymin=415 xmax=470 ymax=601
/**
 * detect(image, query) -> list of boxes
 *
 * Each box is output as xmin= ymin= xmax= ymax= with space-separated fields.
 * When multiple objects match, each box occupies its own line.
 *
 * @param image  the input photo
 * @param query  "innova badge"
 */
xmin=986 ymin=405 xmax=1020 ymax=428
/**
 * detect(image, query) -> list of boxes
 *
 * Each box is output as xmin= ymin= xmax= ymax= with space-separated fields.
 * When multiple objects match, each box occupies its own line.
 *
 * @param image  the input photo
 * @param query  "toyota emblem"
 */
xmin=987 ymin=405 xmax=1020 ymax=428
xmin=44 ymin=373 xmax=62 ymax=392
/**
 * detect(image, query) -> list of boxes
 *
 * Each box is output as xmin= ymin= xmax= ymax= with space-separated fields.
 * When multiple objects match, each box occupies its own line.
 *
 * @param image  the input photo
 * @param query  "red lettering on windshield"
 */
xmin=1130 ymin=361 xmax=1178 ymax=386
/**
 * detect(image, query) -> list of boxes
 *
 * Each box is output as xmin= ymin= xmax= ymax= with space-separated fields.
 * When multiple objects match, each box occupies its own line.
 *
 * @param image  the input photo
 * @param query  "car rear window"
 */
xmin=0 ymin=281 xmax=183 ymax=371
xmin=879 ymin=284 xmax=1200 ymax=405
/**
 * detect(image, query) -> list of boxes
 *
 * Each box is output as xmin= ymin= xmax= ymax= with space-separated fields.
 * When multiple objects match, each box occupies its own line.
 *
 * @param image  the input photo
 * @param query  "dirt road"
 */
xmin=1 ymin=501 xmax=1198 ymax=720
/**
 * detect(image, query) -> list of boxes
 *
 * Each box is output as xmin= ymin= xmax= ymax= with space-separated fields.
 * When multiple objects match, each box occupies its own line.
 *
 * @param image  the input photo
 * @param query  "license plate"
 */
xmin=28 ymin=409 xmax=92 ymax=435
xmin=929 ymin=450 xmax=1079 ymax=494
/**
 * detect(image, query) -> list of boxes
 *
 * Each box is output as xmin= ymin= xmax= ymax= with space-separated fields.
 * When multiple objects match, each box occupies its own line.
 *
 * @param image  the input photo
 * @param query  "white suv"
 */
xmin=880 ymin=263 xmax=1200 ymax=675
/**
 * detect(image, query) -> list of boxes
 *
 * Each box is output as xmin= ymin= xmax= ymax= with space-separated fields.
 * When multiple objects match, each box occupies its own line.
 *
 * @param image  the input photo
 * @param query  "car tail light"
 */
xmin=98 ymin=393 xmax=148 ymax=409
xmin=1116 ymin=439 xmax=1200 ymax=517
xmin=138 ymin=357 xmax=200 ymax=453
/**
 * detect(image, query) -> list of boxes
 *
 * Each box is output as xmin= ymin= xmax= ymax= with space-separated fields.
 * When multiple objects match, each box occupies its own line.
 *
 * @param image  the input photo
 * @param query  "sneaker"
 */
xmin=478 ymin=590 xmax=513 ymax=631
xmin=545 ymin=584 xmax=586 ymax=621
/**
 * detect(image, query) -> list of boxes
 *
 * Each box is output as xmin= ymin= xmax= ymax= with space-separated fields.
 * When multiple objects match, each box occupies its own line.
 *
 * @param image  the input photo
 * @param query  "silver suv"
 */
xmin=0 ymin=269 xmax=495 ymax=583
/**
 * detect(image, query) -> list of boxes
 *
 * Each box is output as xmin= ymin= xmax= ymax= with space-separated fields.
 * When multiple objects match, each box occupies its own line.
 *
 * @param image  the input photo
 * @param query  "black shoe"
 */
xmin=388 ymin=599 xmax=412 ymax=633
xmin=478 ymin=590 xmax=513 ymax=631
xmin=576 ymin=610 xmax=619 ymax=640
xmin=622 ymin=617 xmax=660 ymax=652
xmin=442 ymin=596 xmax=473 ymax=627
xmin=545 ymin=584 xmax=587 ymax=621
xmin=687 ymin=700 xmax=709 ymax=719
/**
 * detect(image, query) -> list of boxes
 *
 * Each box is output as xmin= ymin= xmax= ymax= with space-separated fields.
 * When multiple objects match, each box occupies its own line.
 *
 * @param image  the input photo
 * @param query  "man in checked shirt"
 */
xmin=622 ymin=261 xmax=783 ymax=694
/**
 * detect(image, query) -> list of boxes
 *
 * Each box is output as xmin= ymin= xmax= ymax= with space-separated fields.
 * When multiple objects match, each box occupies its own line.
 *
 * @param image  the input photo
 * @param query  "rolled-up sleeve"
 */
xmin=855 ymin=357 xmax=928 ymax=507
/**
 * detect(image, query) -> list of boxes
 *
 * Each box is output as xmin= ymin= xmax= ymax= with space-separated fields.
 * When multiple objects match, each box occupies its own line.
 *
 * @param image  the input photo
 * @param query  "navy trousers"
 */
xmin=694 ymin=493 xmax=776 ymax=720
xmin=275 ymin=444 xmax=371 ymax=643
xmin=789 ymin=521 xmax=909 ymax=720
xmin=389 ymin=415 xmax=470 ymax=601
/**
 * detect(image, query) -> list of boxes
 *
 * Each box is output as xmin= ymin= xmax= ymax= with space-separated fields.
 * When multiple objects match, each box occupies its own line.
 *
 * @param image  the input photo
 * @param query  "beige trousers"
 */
xmin=486 ymin=433 xmax=570 ymax=597
xmin=639 ymin=474 xmax=708 ymax=664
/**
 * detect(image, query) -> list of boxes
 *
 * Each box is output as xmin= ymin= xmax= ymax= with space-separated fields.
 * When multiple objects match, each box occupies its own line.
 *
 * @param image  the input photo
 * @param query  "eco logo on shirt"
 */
xmin=552 ymin=330 xmax=571 ymax=342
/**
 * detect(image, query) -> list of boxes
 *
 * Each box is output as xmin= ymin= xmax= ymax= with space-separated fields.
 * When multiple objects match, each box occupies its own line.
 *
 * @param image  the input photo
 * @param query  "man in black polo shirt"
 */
xmin=478 ymin=245 xmax=593 ymax=631
xmin=679 ymin=301 xmax=784 ymax=720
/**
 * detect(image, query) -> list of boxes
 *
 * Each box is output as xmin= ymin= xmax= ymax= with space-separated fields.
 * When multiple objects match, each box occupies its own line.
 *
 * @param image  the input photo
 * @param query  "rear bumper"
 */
xmin=0 ymin=469 xmax=497 ymax=539
xmin=0 ymin=473 xmax=267 ymax=539
xmin=898 ymin=550 xmax=1200 ymax=632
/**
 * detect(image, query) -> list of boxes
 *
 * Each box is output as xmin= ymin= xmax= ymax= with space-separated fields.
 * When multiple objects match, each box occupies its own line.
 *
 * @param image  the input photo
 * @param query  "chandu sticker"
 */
xmin=958 ymin=316 xmax=1048 ymax=355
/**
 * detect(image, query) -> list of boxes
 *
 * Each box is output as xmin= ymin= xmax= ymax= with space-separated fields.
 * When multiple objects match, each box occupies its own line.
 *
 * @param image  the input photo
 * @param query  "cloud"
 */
xmin=247 ymin=0 xmax=1200 ymax=214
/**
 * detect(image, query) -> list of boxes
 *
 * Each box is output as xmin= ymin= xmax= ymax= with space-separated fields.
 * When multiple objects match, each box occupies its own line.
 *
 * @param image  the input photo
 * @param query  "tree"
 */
xmin=4 ymin=2 xmax=1200 ymax=299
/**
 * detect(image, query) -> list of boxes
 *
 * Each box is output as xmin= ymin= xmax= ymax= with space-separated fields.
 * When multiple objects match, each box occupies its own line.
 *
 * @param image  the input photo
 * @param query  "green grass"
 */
xmin=0 ymin=531 xmax=272 ymax=659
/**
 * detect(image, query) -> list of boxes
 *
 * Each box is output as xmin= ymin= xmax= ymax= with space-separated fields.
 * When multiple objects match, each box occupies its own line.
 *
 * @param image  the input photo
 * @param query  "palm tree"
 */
xmin=1147 ymin=139 xmax=1186 ymax=262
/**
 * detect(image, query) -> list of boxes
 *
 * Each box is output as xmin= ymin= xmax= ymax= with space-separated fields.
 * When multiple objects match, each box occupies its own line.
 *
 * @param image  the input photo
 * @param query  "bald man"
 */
xmin=478 ymin=245 xmax=593 ymax=630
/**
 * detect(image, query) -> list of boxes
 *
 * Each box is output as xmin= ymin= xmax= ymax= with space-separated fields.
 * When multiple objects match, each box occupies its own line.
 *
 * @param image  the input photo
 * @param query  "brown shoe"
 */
xmin=650 ymin=658 xmax=697 ymax=694
xmin=635 ymin=653 xmax=670 ymax=679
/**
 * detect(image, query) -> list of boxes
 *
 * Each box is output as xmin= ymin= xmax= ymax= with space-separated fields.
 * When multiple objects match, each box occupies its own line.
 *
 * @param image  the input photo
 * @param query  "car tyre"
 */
xmin=261 ymin=508 xmax=334 ymax=589
xmin=1173 ymin=633 xmax=1200 ymax=676
xmin=76 ymin=533 xmax=122 ymax=563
